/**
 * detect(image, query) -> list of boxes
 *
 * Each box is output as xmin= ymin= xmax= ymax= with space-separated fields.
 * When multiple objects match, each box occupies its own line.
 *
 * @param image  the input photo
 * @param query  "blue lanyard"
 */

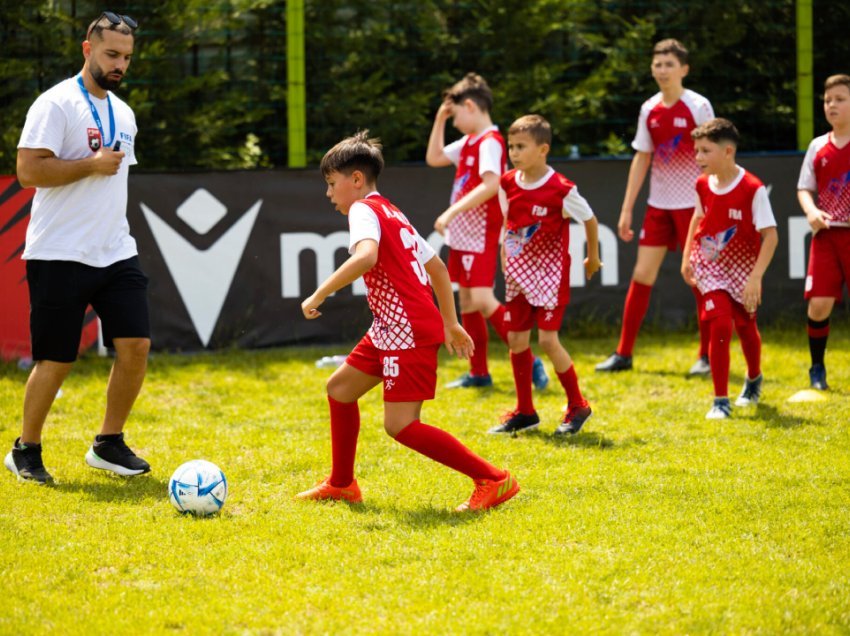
xmin=76 ymin=74 xmax=115 ymax=148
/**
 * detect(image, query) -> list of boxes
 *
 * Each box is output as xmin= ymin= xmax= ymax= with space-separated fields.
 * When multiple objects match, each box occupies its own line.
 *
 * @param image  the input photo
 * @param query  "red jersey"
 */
xmin=690 ymin=169 xmax=776 ymax=305
xmin=446 ymin=128 xmax=506 ymax=253
xmin=351 ymin=194 xmax=444 ymax=350
xmin=797 ymin=133 xmax=850 ymax=226
xmin=500 ymin=168 xmax=594 ymax=308
xmin=633 ymin=89 xmax=714 ymax=209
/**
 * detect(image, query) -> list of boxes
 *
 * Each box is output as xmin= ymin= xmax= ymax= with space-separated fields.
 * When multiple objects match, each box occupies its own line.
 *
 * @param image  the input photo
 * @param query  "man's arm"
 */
xmin=618 ymin=151 xmax=652 ymax=242
xmin=301 ymin=239 xmax=378 ymax=319
xmin=17 ymin=147 xmax=125 ymax=189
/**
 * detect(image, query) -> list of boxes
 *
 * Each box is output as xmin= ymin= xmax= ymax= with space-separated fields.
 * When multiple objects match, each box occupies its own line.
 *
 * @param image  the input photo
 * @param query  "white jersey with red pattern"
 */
xmin=348 ymin=193 xmax=444 ymax=350
xmin=690 ymin=168 xmax=777 ymax=304
xmin=633 ymin=89 xmax=714 ymax=209
xmin=797 ymin=133 xmax=850 ymax=227
xmin=443 ymin=126 xmax=506 ymax=253
xmin=499 ymin=167 xmax=595 ymax=308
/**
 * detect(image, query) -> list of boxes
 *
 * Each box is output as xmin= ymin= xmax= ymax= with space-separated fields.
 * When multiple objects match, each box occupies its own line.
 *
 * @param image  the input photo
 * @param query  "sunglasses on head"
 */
xmin=87 ymin=11 xmax=138 ymax=39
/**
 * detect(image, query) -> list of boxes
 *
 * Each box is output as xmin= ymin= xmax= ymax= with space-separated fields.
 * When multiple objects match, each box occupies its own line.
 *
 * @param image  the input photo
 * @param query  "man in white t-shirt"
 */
xmin=5 ymin=12 xmax=151 ymax=485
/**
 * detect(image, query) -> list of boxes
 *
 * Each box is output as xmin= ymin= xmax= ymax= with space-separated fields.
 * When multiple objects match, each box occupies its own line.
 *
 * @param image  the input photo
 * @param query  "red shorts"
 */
xmin=699 ymin=290 xmax=756 ymax=326
xmin=805 ymin=227 xmax=850 ymax=300
xmin=638 ymin=206 xmax=695 ymax=252
xmin=447 ymin=246 xmax=498 ymax=288
xmin=346 ymin=335 xmax=439 ymax=402
xmin=505 ymin=294 xmax=567 ymax=332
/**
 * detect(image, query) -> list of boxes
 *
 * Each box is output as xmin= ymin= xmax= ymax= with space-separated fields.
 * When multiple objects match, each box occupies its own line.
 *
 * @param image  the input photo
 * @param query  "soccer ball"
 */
xmin=168 ymin=460 xmax=228 ymax=516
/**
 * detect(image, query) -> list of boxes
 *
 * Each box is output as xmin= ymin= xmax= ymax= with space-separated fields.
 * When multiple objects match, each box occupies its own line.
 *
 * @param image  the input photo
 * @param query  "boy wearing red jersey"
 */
xmin=681 ymin=119 xmax=778 ymax=419
xmin=426 ymin=73 xmax=548 ymax=390
xmin=297 ymin=131 xmax=519 ymax=512
xmin=489 ymin=115 xmax=601 ymax=436
xmin=597 ymin=39 xmax=715 ymax=375
xmin=797 ymin=74 xmax=850 ymax=391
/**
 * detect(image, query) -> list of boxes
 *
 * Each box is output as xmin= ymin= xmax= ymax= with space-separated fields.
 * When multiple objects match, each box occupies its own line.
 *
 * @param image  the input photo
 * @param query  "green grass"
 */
xmin=1 ymin=328 xmax=849 ymax=634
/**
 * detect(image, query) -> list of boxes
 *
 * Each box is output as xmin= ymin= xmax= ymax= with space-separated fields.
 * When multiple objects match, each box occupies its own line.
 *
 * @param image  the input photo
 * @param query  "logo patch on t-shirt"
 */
xmin=87 ymin=128 xmax=102 ymax=152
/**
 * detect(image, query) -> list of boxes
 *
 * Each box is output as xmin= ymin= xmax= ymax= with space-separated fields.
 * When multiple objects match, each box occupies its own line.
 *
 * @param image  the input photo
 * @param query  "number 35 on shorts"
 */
xmin=383 ymin=356 xmax=400 ymax=378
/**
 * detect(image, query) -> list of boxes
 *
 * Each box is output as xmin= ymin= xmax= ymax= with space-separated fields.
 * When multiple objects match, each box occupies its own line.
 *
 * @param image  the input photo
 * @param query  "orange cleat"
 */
xmin=295 ymin=476 xmax=363 ymax=503
xmin=455 ymin=470 xmax=519 ymax=512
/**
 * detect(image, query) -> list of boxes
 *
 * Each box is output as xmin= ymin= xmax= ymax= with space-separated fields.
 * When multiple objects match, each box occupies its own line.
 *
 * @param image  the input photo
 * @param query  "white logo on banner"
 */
xmin=141 ymin=189 xmax=261 ymax=346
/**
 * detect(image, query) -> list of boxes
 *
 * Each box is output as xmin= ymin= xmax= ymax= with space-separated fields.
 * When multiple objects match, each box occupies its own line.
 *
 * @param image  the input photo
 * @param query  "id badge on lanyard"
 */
xmin=77 ymin=74 xmax=115 ymax=151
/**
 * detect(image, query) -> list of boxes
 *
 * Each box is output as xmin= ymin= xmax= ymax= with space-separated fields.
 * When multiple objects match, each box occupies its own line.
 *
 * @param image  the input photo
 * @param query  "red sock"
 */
xmin=462 ymin=312 xmax=489 ymax=376
xmin=617 ymin=280 xmax=652 ymax=357
xmin=511 ymin=348 xmax=535 ymax=414
xmin=693 ymin=289 xmax=710 ymax=358
xmin=709 ymin=316 xmax=733 ymax=397
xmin=557 ymin=365 xmax=588 ymax=408
xmin=736 ymin=320 xmax=762 ymax=379
xmin=394 ymin=420 xmax=504 ymax=481
xmin=487 ymin=304 xmax=510 ymax=345
xmin=328 ymin=396 xmax=360 ymax=487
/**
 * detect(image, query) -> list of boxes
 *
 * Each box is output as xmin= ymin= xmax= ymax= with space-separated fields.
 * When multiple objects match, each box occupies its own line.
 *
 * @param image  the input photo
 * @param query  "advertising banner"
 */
xmin=1 ymin=155 xmax=818 ymax=355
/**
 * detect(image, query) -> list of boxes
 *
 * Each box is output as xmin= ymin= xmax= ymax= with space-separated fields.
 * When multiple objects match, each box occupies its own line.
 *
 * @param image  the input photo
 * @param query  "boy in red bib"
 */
xmin=681 ymin=119 xmax=778 ymax=419
xmin=426 ymin=73 xmax=547 ymax=390
xmin=489 ymin=115 xmax=601 ymax=436
xmin=797 ymin=74 xmax=850 ymax=391
xmin=297 ymin=131 xmax=518 ymax=512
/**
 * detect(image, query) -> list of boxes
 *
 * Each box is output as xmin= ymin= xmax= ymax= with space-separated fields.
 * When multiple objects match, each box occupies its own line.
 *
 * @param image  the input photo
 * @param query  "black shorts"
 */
xmin=27 ymin=256 xmax=150 ymax=362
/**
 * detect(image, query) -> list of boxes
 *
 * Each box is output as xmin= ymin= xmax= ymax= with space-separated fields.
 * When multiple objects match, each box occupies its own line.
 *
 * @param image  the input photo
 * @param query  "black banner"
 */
xmin=127 ymin=155 xmax=812 ymax=351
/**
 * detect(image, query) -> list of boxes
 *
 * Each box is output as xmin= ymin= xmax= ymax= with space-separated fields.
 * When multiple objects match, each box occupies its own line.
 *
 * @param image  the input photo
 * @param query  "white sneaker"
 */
xmin=706 ymin=397 xmax=732 ymax=419
xmin=689 ymin=356 xmax=711 ymax=376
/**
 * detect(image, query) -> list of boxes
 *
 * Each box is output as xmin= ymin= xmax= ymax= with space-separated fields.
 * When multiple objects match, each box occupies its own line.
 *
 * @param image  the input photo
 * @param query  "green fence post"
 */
xmin=796 ymin=0 xmax=813 ymax=151
xmin=287 ymin=0 xmax=306 ymax=167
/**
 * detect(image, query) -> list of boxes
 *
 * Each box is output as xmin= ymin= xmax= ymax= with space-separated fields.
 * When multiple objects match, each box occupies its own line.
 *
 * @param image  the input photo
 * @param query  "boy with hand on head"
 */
xmin=681 ymin=118 xmax=778 ymax=419
xmin=297 ymin=131 xmax=519 ymax=513
xmin=597 ymin=39 xmax=715 ymax=375
xmin=797 ymin=74 xmax=850 ymax=391
xmin=426 ymin=72 xmax=548 ymax=391
xmin=489 ymin=115 xmax=601 ymax=436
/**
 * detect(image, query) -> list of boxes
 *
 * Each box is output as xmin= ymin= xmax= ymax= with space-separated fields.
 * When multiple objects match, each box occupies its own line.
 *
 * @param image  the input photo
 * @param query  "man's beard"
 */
xmin=91 ymin=63 xmax=123 ymax=91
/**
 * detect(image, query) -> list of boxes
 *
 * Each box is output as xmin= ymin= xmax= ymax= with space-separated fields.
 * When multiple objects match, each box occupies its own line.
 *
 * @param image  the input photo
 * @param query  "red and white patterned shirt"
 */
xmin=499 ymin=167 xmax=595 ymax=308
xmin=443 ymin=126 xmax=506 ymax=253
xmin=633 ymin=89 xmax=714 ymax=209
xmin=798 ymin=132 xmax=850 ymax=227
xmin=690 ymin=167 xmax=777 ymax=304
xmin=348 ymin=193 xmax=444 ymax=350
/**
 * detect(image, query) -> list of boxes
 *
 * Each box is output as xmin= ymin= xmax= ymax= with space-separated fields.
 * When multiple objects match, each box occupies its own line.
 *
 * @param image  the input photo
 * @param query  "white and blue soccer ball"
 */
xmin=168 ymin=460 xmax=227 ymax=516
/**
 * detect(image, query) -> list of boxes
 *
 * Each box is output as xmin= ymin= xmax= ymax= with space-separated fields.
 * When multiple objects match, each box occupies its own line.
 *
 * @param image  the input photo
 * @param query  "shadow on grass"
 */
xmin=54 ymin=473 xmax=168 ymax=502
xmin=518 ymin=429 xmax=629 ymax=450
xmin=756 ymin=402 xmax=814 ymax=429
xmin=347 ymin=502 xmax=488 ymax=528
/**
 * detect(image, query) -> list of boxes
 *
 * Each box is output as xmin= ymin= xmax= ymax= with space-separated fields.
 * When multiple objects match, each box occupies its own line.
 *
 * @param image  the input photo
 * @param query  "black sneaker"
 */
xmin=4 ymin=438 xmax=54 ymax=484
xmin=595 ymin=353 xmax=633 ymax=372
xmin=488 ymin=410 xmax=540 ymax=434
xmin=85 ymin=432 xmax=151 ymax=476
xmin=809 ymin=364 xmax=829 ymax=391
xmin=445 ymin=373 xmax=494 ymax=389
xmin=555 ymin=404 xmax=592 ymax=435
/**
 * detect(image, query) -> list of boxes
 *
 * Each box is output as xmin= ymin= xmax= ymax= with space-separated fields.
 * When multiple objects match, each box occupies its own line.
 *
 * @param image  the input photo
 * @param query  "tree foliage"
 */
xmin=0 ymin=0 xmax=847 ymax=173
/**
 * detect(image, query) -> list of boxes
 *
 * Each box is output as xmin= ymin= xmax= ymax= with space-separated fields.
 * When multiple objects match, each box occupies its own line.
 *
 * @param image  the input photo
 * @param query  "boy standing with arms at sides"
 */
xmin=297 ymin=131 xmax=519 ymax=512
xmin=681 ymin=119 xmax=778 ymax=419
xmin=597 ymin=39 xmax=715 ymax=375
xmin=489 ymin=116 xmax=601 ymax=436
xmin=426 ymin=73 xmax=548 ymax=390
xmin=797 ymin=74 xmax=850 ymax=391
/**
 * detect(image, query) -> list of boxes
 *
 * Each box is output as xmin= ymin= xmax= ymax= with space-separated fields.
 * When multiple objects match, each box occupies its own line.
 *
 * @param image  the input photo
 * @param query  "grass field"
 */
xmin=1 ymin=328 xmax=849 ymax=634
